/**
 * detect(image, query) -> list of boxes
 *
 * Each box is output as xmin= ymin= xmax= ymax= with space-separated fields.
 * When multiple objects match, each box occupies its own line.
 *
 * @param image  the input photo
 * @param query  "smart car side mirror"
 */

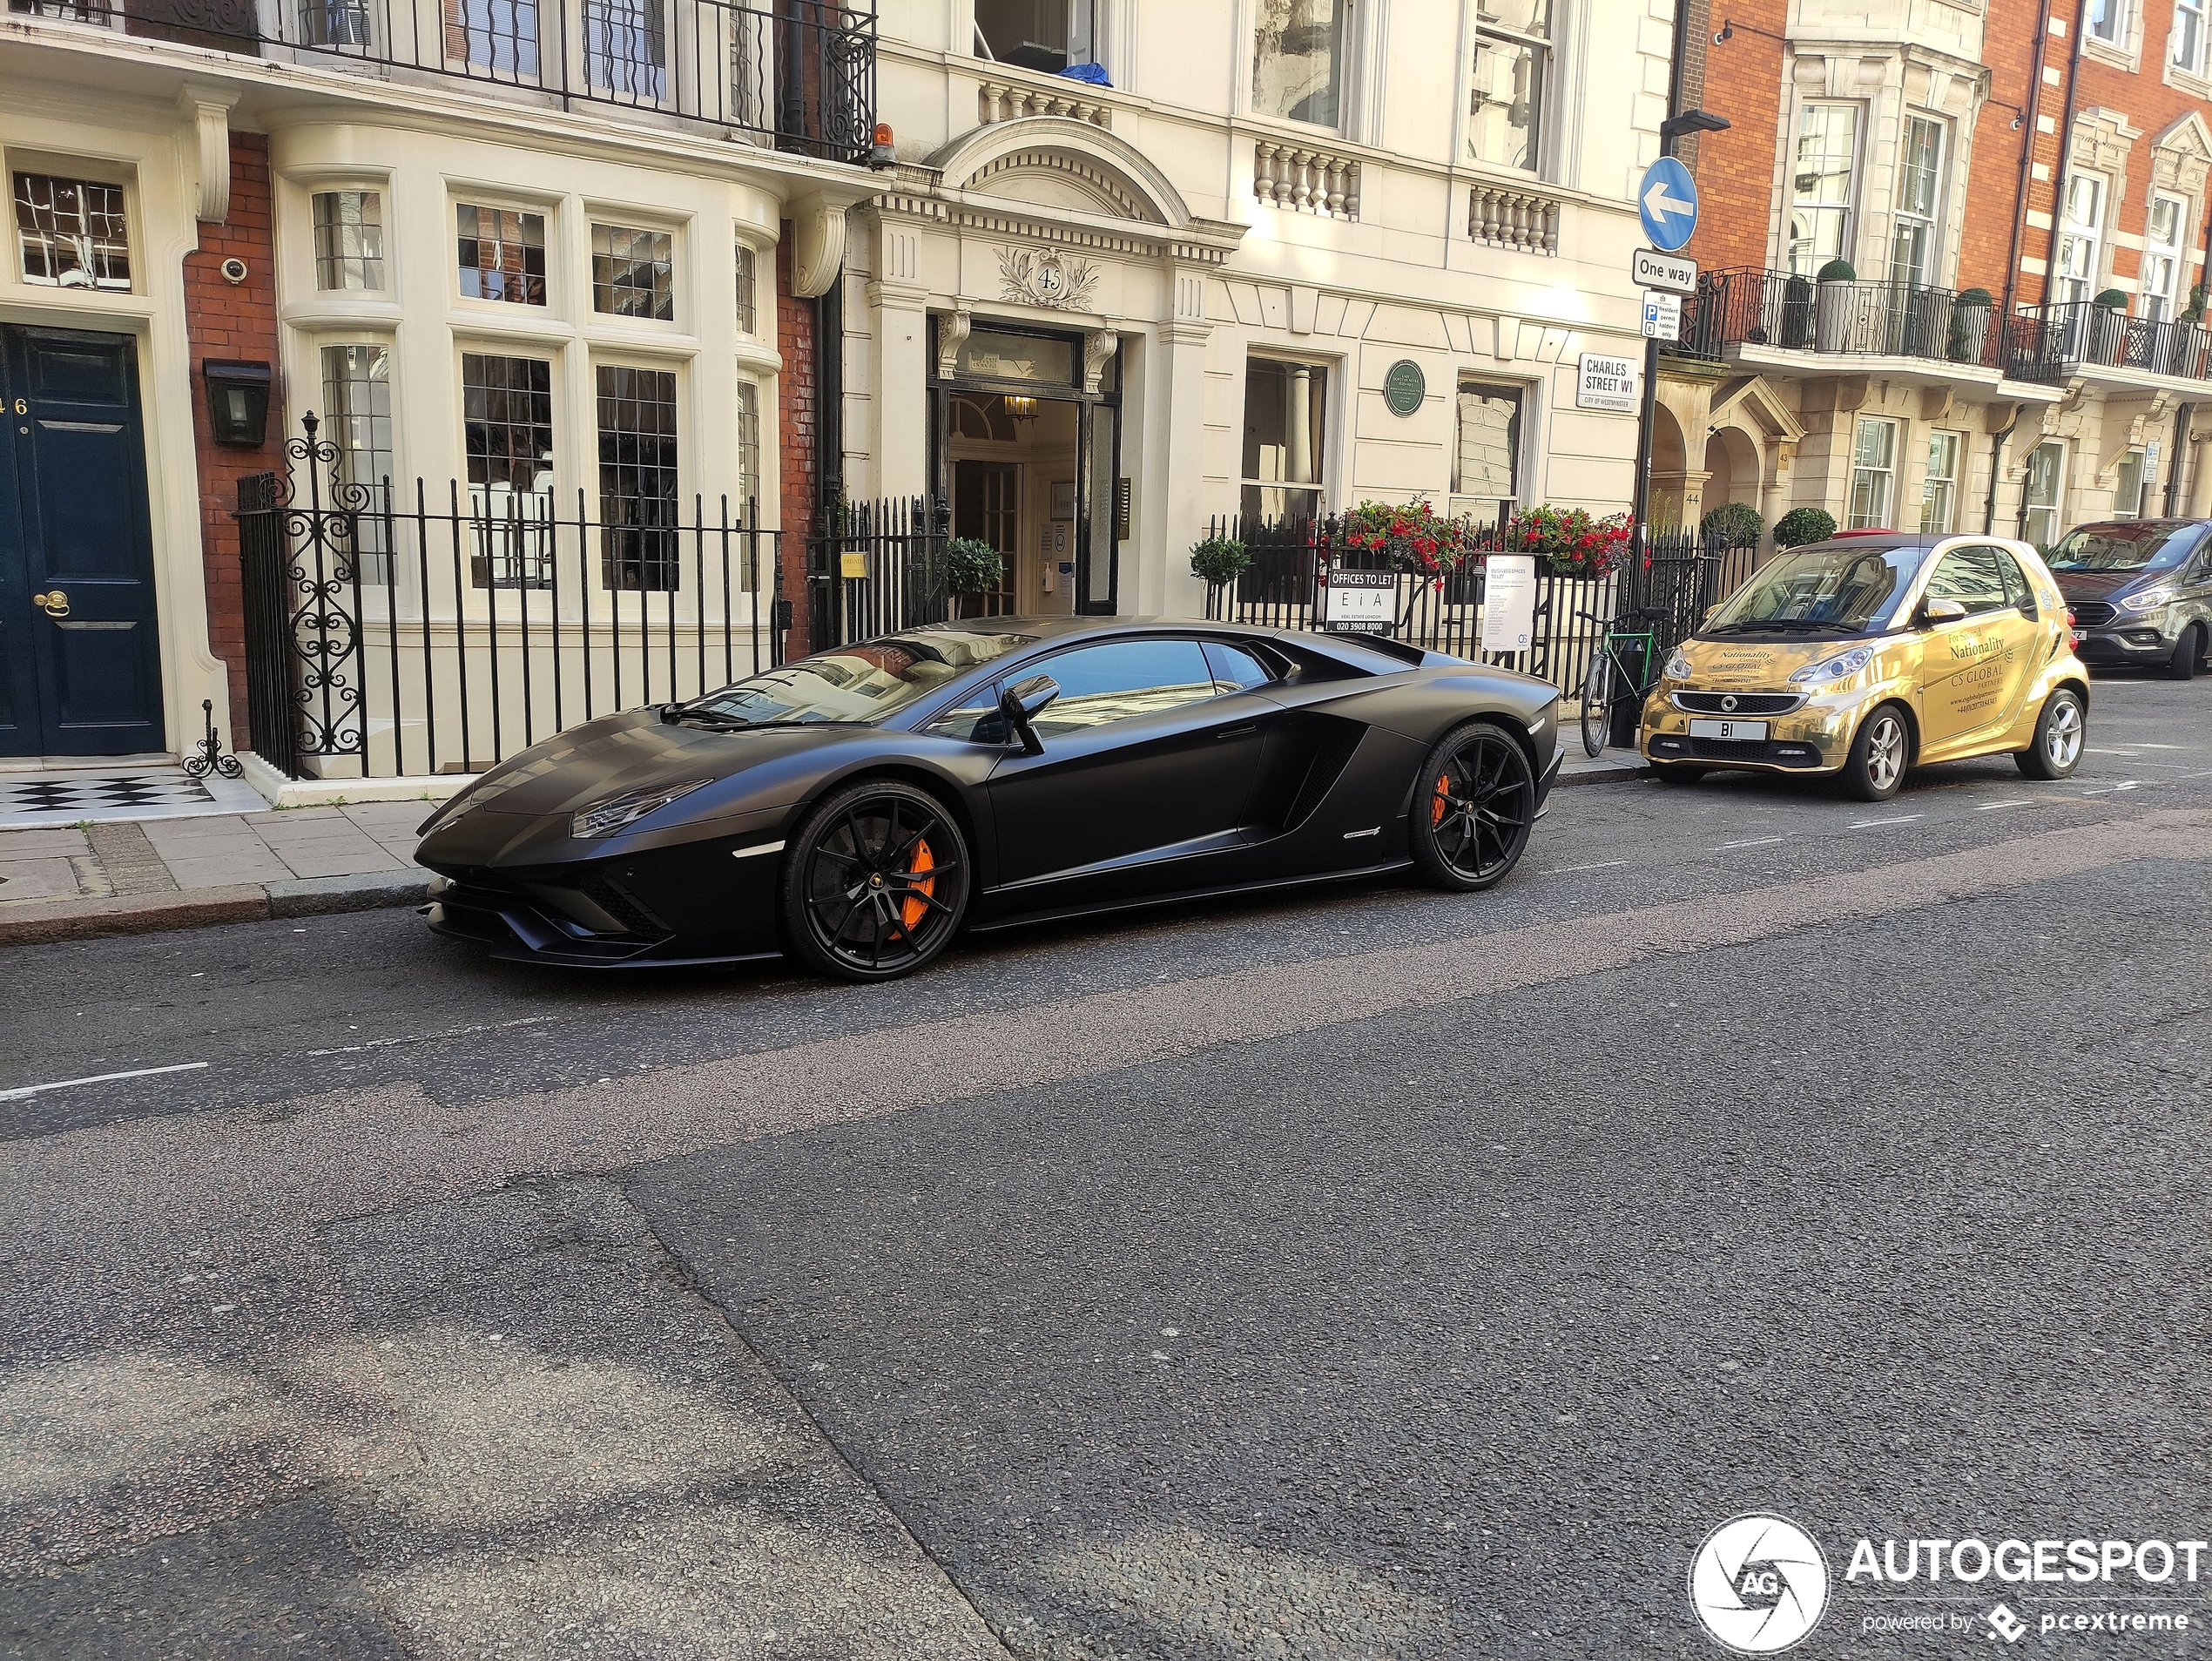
xmin=998 ymin=674 xmax=1060 ymax=755
xmin=1917 ymin=596 xmax=1967 ymax=626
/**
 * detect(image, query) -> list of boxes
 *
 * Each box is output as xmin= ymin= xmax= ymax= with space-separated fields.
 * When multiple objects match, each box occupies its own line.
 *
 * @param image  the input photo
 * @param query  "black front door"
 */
xmin=0 ymin=325 xmax=164 ymax=757
xmin=952 ymin=458 xmax=1019 ymax=616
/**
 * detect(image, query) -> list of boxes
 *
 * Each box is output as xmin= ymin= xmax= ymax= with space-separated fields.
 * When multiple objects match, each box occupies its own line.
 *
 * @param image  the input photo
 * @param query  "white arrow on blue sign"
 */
xmin=1637 ymin=156 xmax=1698 ymax=253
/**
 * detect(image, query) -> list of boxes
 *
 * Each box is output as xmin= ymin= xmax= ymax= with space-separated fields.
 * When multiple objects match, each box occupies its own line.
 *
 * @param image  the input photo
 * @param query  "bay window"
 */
xmin=1848 ymin=417 xmax=1898 ymax=529
xmin=1787 ymin=105 xmax=1858 ymax=277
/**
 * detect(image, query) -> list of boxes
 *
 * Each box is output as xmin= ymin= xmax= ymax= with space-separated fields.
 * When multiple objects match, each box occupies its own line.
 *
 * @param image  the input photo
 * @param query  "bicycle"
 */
xmin=1575 ymin=604 xmax=1674 ymax=758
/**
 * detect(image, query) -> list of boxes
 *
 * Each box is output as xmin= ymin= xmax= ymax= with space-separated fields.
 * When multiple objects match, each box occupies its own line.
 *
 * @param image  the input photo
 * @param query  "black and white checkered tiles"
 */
xmin=0 ymin=772 xmax=213 ymax=816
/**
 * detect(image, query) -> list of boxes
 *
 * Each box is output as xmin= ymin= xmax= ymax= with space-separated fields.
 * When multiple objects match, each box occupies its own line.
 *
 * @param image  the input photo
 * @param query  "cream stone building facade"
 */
xmin=837 ymin=0 xmax=1680 ymax=621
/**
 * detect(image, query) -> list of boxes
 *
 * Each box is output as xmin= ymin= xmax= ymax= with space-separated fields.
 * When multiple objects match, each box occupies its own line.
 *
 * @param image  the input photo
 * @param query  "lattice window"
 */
xmin=14 ymin=172 xmax=130 ymax=292
xmin=455 ymin=202 xmax=546 ymax=306
xmin=462 ymin=352 xmax=555 ymax=590
xmin=735 ymin=240 xmax=758 ymax=335
xmin=313 ymin=191 xmax=385 ymax=291
xmin=591 ymin=223 xmax=673 ymax=320
xmin=321 ymin=343 xmax=395 ymax=582
xmin=597 ymin=364 xmax=680 ymax=592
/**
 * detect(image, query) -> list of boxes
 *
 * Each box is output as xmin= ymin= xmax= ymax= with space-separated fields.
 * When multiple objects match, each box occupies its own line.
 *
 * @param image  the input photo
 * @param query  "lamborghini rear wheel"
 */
xmin=779 ymin=780 xmax=970 ymax=981
xmin=1411 ymin=720 xmax=1536 ymax=893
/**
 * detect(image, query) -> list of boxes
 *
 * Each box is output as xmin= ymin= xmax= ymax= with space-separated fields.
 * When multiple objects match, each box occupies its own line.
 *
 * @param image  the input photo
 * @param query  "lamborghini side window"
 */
xmin=1028 ymin=638 xmax=1217 ymax=737
xmin=1204 ymin=640 xmax=1276 ymax=691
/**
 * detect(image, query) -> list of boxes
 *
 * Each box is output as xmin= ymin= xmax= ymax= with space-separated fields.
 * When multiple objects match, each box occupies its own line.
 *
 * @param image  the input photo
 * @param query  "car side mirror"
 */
xmin=1918 ymin=596 xmax=1967 ymax=627
xmin=998 ymin=673 xmax=1060 ymax=755
xmin=1703 ymin=604 xmax=1721 ymax=622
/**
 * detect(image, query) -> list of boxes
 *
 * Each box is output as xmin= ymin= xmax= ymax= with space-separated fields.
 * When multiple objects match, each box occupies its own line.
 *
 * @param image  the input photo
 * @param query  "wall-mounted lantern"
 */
xmin=202 ymin=360 xmax=273 ymax=448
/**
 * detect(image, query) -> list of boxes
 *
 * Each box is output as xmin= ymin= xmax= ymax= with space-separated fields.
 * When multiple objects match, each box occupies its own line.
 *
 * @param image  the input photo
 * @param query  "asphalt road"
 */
xmin=2 ymin=672 xmax=2208 ymax=1659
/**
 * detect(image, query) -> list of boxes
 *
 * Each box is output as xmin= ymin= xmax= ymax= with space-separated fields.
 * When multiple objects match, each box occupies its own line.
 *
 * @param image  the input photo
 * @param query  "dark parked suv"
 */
xmin=2046 ymin=520 xmax=2212 ymax=679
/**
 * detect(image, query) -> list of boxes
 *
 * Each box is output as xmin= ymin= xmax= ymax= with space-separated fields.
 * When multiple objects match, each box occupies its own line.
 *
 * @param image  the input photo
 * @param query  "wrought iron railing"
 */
xmin=2011 ymin=299 xmax=2212 ymax=383
xmin=1200 ymin=513 xmax=1760 ymax=698
xmin=14 ymin=0 xmax=876 ymax=159
xmin=1680 ymin=267 xmax=2067 ymax=382
xmin=804 ymin=496 xmax=948 ymax=654
xmin=239 ymin=415 xmax=784 ymax=780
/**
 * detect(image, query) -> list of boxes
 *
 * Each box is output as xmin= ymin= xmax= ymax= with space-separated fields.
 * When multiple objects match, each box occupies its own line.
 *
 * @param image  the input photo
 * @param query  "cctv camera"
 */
xmin=219 ymin=256 xmax=248 ymax=284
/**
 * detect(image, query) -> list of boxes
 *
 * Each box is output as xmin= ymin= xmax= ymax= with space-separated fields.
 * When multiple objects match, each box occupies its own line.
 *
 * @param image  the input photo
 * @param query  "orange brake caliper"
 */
xmin=900 ymin=840 xmax=937 ymax=932
xmin=1432 ymin=773 xmax=1451 ymax=827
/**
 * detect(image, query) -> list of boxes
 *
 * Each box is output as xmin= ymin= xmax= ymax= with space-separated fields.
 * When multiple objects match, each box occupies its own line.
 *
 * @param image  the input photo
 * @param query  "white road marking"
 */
xmin=1715 ymin=836 xmax=1786 ymax=851
xmin=307 ymin=1015 xmax=555 ymax=1058
xmin=0 ymin=1061 xmax=209 ymax=1103
xmin=1976 ymin=800 xmax=2033 ymax=812
xmin=1544 ymin=860 xmax=1628 ymax=874
xmin=1849 ymin=816 xmax=1924 ymax=829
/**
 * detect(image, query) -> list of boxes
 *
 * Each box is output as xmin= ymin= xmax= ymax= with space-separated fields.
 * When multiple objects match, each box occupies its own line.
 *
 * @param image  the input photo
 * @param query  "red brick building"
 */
xmin=1663 ymin=0 xmax=2212 ymax=549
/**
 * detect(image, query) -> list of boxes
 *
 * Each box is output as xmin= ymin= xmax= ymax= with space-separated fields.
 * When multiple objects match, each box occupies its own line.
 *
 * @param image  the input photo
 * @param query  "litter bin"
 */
xmin=1610 ymin=633 xmax=1649 ymax=748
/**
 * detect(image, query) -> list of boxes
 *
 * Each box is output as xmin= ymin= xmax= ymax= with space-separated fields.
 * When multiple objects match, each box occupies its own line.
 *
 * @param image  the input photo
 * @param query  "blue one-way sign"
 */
xmin=1637 ymin=156 xmax=1698 ymax=252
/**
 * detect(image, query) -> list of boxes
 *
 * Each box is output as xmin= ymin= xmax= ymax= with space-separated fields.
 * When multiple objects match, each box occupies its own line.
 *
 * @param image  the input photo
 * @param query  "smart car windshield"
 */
xmin=1703 ymin=542 xmax=1926 ymax=636
xmin=680 ymin=628 xmax=1036 ymax=726
xmin=2045 ymin=523 xmax=2202 ymax=572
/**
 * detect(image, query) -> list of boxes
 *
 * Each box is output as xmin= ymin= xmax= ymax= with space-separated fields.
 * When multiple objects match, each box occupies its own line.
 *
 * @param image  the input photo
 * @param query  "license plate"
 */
xmin=1689 ymin=718 xmax=1769 ymax=741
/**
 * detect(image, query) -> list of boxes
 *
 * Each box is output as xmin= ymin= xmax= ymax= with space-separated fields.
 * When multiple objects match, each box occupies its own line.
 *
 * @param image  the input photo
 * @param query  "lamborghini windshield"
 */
xmin=1703 ymin=542 xmax=1928 ymax=637
xmin=679 ymin=628 xmax=1035 ymax=726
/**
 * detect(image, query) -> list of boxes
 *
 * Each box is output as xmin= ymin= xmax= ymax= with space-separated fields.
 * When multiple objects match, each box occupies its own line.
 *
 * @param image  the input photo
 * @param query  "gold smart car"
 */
xmin=1642 ymin=534 xmax=2089 ymax=801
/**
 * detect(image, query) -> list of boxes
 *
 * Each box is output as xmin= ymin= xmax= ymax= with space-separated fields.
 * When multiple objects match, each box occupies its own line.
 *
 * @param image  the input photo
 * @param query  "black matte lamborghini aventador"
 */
xmin=415 ymin=617 xmax=1564 ymax=981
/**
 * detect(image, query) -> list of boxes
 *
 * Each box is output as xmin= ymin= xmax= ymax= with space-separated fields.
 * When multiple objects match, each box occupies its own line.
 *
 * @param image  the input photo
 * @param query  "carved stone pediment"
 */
xmin=2150 ymin=111 xmax=2212 ymax=197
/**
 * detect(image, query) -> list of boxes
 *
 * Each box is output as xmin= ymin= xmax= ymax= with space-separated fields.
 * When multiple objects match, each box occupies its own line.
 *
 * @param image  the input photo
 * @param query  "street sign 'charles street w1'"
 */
xmin=1637 ymin=157 xmax=1698 ymax=253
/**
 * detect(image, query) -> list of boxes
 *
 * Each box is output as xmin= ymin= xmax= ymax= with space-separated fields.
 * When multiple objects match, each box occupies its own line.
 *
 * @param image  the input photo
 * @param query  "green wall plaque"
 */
xmin=1382 ymin=359 xmax=1426 ymax=417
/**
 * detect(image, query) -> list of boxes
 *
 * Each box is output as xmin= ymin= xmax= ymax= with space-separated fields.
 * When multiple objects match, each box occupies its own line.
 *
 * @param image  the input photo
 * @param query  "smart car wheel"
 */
xmin=1651 ymin=761 xmax=1706 ymax=785
xmin=1413 ymin=721 xmax=1536 ymax=893
xmin=779 ymin=780 xmax=970 ymax=982
xmin=2015 ymin=688 xmax=2087 ymax=780
xmin=2167 ymin=624 xmax=2202 ymax=682
xmin=1842 ymin=705 xmax=1910 ymax=802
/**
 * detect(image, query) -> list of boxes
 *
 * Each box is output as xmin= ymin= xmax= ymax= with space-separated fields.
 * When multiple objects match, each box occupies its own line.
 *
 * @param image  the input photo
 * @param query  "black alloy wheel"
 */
xmin=1412 ymin=720 xmax=1537 ymax=893
xmin=779 ymin=780 xmax=971 ymax=981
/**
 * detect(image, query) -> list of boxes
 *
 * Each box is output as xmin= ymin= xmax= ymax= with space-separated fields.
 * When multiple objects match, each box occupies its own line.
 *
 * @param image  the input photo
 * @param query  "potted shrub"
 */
xmin=1507 ymin=503 xmax=1631 ymax=578
xmin=1698 ymin=501 xmax=1764 ymax=551
xmin=1950 ymin=287 xmax=1994 ymax=364
xmin=943 ymin=536 xmax=1004 ymax=618
xmin=1189 ymin=532 xmax=1251 ymax=603
xmin=1772 ymin=506 xmax=1836 ymax=549
xmin=1779 ymin=273 xmax=1816 ymax=349
xmin=1814 ymin=259 xmax=1858 ymax=352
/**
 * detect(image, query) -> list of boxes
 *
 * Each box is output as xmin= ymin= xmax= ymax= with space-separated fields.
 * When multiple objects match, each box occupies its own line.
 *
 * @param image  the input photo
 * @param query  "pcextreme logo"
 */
xmin=1689 ymin=1514 xmax=1831 ymax=1653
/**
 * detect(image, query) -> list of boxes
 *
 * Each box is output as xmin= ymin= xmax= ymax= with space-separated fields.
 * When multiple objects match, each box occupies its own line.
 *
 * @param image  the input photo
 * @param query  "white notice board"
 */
xmin=1480 ymin=555 xmax=1538 ymax=652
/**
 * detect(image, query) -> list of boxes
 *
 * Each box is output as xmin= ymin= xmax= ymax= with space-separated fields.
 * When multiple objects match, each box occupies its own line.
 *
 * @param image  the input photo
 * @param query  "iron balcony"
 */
xmin=14 ymin=0 xmax=878 ymax=164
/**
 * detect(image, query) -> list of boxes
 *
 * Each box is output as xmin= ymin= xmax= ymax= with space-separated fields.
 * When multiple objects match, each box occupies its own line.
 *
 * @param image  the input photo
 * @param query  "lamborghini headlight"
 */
xmin=571 ymin=780 xmax=711 ymax=840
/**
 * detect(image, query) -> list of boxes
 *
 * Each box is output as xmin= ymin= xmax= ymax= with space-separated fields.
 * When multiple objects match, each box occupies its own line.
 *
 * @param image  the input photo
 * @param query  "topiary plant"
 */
xmin=1817 ymin=259 xmax=1857 ymax=282
xmin=943 ymin=536 xmax=1005 ymax=597
xmin=1699 ymin=501 xmax=1764 ymax=549
xmin=2094 ymin=287 xmax=2128 ymax=311
xmin=1955 ymin=287 xmax=1993 ymax=307
xmin=1773 ymin=506 xmax=1837 ymax=548
xmin=1189 ymin=533 xmax=1251 ymax=588
xmin=2181 ymin=283 xmax=2207 ymax=325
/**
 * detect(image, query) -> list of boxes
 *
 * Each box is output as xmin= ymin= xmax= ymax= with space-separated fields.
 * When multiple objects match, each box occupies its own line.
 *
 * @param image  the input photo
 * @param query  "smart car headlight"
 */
xmin=571 ymin=779 xmax=711 ymax=840
xmin=1665 ymin=648 xmax=1694 ymax=680
xmin=2119 ymin=585 xmax=2175 ymax=612
xmin=1787 ymin=645 xmax=1877 ymax=685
